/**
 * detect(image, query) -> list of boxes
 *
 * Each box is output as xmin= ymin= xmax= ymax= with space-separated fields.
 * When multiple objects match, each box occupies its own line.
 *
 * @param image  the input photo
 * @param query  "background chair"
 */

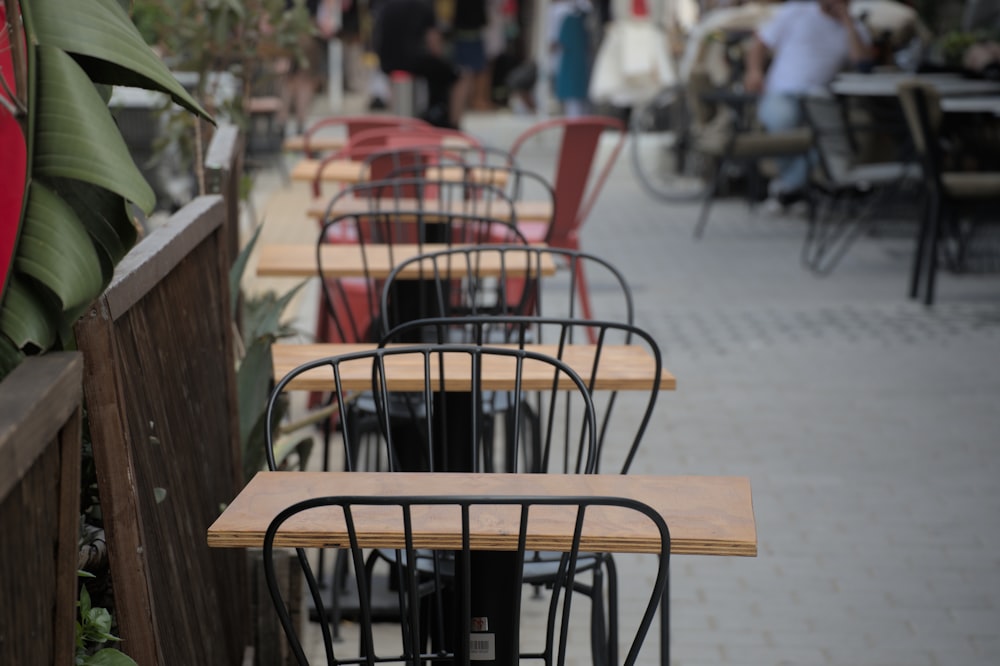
xmin=495 ymin=116 xmax=627 ymax=322
xmin=897 ymin=81 xmax=1000 ymax=305
xmin=262 ymin=494 xmax=670 ymax=666
xmin=799 ymin=91 xmax=921 ymax=274
xmin=298 ymin=114 xmax=431 ymax=158
xmin=688 ymin=71 xmax=814 ymax=239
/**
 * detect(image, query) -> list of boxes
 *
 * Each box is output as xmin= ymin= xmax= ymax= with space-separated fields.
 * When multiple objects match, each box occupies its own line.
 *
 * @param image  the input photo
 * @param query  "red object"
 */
xmin=0 ymin=3 xmax=27 ymax=302
xmin=632 ymin=0 xmax=649 ymax=17
xmin=491 ymin=117 xmax=626 ymax=328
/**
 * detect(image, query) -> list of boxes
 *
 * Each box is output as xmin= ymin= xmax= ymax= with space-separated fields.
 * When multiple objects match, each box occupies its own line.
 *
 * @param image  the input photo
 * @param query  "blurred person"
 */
xmin=549 ymin=0 xmax=593 ymax=117
xmin=280 ymin=0 xmax=339 ymax=134
xmin=743 ymin=0 xmax=872 ymax=206
xmin=373 ymin=0 xmax=460 ymax=127
xmin=474 ymin=0 xmax=507 ymax=110
xmin=451 ymin=0 xmax=490 ymax=114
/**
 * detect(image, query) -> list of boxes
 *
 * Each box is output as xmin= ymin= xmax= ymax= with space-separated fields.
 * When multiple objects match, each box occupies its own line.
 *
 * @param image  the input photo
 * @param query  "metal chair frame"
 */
xmin=262 ymin=494 xmax=671 ymax=666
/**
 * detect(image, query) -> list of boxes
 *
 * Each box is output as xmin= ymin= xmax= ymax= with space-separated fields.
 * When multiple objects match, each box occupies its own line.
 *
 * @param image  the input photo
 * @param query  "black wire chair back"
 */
xmin=378 ymin=245 xmax=635 ymax=338
xmin=316 ymin=209 xmax=528 ymax=345
xmin=265 ymin=344 xmax=598 ymax=476
xmin=379 ymin=316 xmax=663 ymax=475
xmin=263 ymin=494 xmax=671 ymax=666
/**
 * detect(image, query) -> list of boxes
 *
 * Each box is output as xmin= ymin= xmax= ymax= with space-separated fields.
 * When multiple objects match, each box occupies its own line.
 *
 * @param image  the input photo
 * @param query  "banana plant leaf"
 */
xmin=17 ymin=182 xmax=104 ymax=312
xmin=0 ymin=274 xmax=58 ymax=351
xmin=28 ymin=0 xmax=210 ymax=121
xmin=32 ymin=45 xmax=156 ymax=213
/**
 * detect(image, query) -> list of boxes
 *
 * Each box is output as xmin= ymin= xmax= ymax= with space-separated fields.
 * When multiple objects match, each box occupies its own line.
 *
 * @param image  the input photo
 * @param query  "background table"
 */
xmin=308 ymin=197 xmax=553 ymax=223
xmin=271 ymin=342 xmax=677 ymax=392
xmin=255 ymin=243 xmax=556 ymax=279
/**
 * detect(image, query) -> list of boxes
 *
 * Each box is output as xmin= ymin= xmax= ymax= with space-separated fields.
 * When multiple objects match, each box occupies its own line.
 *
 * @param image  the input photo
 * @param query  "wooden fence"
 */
xmin=75 ymin=195 xmax=251 ymax=665
xmin=0 ymin=353 xmax=83 ymax=664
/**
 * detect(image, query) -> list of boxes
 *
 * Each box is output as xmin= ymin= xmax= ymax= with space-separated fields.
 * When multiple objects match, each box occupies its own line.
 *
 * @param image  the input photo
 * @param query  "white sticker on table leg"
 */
xmin=470 ymin=633 xmax=496 ymax=660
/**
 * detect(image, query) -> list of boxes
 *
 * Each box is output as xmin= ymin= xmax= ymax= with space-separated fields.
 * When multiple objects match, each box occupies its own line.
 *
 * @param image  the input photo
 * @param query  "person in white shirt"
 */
xmin=743 ymin=0 xmax=871 ymax=203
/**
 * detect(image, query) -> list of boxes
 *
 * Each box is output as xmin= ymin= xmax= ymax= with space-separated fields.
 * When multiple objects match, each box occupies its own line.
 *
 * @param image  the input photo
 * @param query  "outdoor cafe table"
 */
xmin=830 ymin=72 xmax=1000 ymax=98
xmin=291 ymin=158 xmax=509 ymax=186
xmin=255 ymin=243 xmax=557 ymax=279
xmin=270 ymin=342 xmax=677 ymax=393
xmin=282 ymin=134 xmax=346 ymax=153
xmin=306 ymin=197 xmax=554 ymax=224
xmin=208 ymin=471 xmax=756 ymax=664
xmin=940 ymin=95 xmax=1000 ymax=116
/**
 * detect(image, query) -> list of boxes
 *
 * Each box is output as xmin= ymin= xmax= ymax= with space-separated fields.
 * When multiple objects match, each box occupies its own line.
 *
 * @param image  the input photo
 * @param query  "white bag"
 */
xmin=589 ymin=19 xmax=677 ymax=107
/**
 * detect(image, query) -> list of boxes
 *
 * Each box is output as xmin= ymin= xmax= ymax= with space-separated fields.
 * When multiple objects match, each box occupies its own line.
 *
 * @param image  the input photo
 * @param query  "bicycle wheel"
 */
xmin=630 ymin=86 xmax=712 ymax=202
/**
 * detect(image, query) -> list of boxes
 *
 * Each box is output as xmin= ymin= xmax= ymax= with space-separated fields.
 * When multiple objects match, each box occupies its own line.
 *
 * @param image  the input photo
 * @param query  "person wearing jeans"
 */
xmin=744 ymin=0 xmax=871 ymax=205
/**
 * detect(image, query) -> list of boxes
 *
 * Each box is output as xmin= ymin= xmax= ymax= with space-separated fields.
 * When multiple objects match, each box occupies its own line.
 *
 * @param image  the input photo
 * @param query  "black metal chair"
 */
xmin=379 ymin=315 xmax=664 ymax=665
xmin=799 ymin=91 xmax=921 ymax=274
xmin=264 ymin=344 xmax=601 ymax=642
xmin=378 ymin=245 xmax=636 ymax=338
xmin=262 ymin=494 xmax=671 ymax=666
xmin=689 ymin=72 xmax=814 ymax=239
xmin=315 ymin=205 xmax=528 ymax=346
xmin=896 ymin=81 xmax=1000 ymax=306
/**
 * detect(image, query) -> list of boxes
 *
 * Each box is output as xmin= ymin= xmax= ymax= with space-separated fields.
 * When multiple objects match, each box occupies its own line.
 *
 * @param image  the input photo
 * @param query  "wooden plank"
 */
xmin=308 ymin=197 xmax=553 ymax=223
xmin=103 ymin=196 xmax=225 ymax=318
xmin=291 ymin=158 xmax=509 ymax=185
xmin=208 ymin=472 xmax=757 ymax=556
xmin=256 ymin=243 xmax=557 ymax=279
xmin=282 ymin=134 xmax=346 ymax=153
xmin=272 ymin=343 xmax=677 ymax=391
xmin=0 ymin=353 xmax=82 ymax=666
xmin=76 ymin=196 xmax=249 ymax=666
xmin=0 ymin=353 xmax=83 ymax=501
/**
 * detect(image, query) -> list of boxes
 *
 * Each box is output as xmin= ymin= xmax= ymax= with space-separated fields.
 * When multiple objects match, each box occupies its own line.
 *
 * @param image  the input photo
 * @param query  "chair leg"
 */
xmin=605 ymin=554 xmax=619 ymax=666
xmin=694 ymin=158 xmax=726 ymax=239
xmin=924 ymin=195 xmax=945 ymax=306
xmin=909 ymin=191 xmax=933 ymax=300
xmin=659 ymin=567 xmax=670 ymax=666
xmin=589 ymin=565 xmax=608 ymax=666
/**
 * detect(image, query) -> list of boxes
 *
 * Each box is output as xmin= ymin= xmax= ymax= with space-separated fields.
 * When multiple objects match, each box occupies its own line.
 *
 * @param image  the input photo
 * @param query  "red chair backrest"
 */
xmin=509 ymin=116 xmax=626 ymax=247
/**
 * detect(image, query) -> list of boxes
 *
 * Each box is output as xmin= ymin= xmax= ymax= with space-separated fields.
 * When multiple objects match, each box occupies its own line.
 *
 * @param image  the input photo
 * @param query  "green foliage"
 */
xmin=75 ymin=579 xmax=137 ymax=666
xmin=229 ymin=222 xmax=311 ymax=480
xmin=0 ymin=0 xmax=213 ymax=375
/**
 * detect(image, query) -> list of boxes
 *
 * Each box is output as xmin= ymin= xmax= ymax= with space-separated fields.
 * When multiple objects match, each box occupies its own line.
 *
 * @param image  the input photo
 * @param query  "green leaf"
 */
xmin=18 ymin=182 xmax=104 ymax=311
xmin=0 ymin=274 xmax=58 ymax=351
xmin=48 ymin=177 xmax=138 ymax=278
xmin=238 ymin=337 xmax=274 ymax=452
xmin=229 ymin=222 xmax=264 ymax=318
xmin=29 ymin=0 xmax=210 ymax=121
xmin=82 ymin=648 xmax=138 ymax=666
xmin=33 ymin=46 xmax=155 ymax=213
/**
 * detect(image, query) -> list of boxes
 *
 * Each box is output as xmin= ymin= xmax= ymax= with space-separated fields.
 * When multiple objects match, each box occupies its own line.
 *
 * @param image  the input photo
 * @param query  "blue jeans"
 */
xmin=757 ymin=93 xmax=809 ymax=194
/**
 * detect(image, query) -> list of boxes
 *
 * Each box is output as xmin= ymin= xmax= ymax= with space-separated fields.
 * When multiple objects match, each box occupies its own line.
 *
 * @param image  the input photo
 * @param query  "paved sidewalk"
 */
xmin=252 ymin=101 xmax=1000 ymax=665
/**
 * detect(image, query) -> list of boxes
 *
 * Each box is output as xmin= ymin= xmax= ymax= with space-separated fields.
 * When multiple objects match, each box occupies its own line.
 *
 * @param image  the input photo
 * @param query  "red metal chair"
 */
xmin=494 ymin=116 xmax=626 ymax=322
xmin=299 ymin=115 xmax=430 ymax=158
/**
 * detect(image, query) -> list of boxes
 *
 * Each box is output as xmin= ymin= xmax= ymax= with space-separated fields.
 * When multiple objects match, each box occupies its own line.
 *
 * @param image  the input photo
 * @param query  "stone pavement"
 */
xmin=248 ymin=99 xmax=1000 ymax=665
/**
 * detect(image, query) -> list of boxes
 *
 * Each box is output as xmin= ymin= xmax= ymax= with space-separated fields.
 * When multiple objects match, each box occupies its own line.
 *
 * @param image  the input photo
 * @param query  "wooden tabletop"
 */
xmin=282 ymin=135 xmax=346 ymax=153
xmin=291 ymin=159 xmax=509 ymax=186
xmin=271 ymin=342 xmax=676 ymax=391
xmin=207 ymin=471 xmax=757 ymax=556
xmin=307 ymin=197 xmax=553 ymax=223
xmin=256 ymin=243 xmax=556 ymax=279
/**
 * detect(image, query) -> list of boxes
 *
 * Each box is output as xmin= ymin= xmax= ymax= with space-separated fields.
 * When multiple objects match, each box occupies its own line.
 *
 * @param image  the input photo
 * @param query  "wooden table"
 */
xmin=208 ymin=471 xmax=757 ymax=556
xmin=282 ymin=135 xmax=346 ymax=153
xmin=255 ymin=243 xmax=556 ymax=279
xmin=307 ymin=197 xmax=553 ymax=223
xmin=271 ymin=342 xmax=677 ymax=392
xmin=831 ymin=72 xmax=1000 ymax=98
xmin=291 ymin=159 xmax=509 ymax=186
